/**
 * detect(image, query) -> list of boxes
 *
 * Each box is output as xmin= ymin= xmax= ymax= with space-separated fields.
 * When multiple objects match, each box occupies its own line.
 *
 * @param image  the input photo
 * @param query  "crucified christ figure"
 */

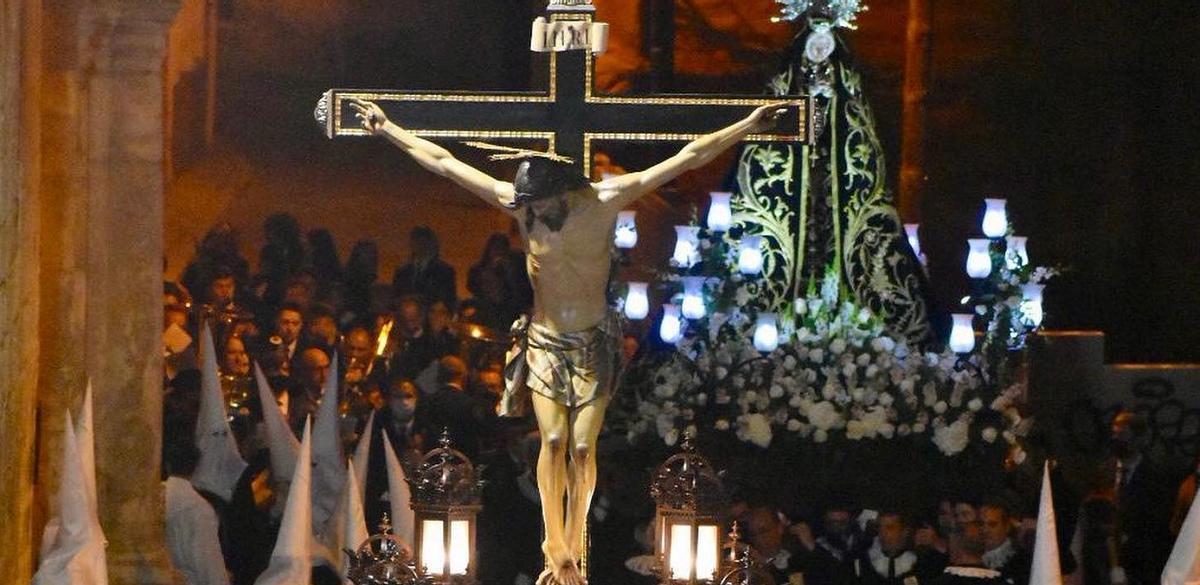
xmin=350 ymin=98 xmax=789 ymax=585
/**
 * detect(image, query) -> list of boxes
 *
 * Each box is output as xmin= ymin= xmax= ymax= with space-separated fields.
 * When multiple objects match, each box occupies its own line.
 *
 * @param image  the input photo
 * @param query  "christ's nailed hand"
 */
xmin=349 ymin=99 xmax=388 ymax=135
xmin=749 ymin=101 xmax=799 ymax=132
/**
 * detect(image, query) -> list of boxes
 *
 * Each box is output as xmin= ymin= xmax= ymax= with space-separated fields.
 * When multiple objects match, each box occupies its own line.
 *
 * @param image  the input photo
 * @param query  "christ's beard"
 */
xmin=526 ymin=199 xmax=570 ymax=232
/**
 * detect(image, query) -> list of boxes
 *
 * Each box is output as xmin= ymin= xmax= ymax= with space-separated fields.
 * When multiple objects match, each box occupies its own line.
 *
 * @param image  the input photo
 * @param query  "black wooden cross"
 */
xmin=314 ymin=1 xmax=811 ymax=176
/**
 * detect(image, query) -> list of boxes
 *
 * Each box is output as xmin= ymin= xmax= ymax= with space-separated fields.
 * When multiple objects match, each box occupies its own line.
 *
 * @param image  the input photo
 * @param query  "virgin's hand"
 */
xmin=349 ymin=99 xmax=388 ymax=135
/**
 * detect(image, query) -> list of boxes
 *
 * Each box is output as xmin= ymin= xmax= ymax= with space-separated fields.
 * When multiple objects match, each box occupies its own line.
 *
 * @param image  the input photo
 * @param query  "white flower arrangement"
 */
xmin=615 ymin=293 xmax=1032 ymax=457
xmin=613 ymin=209 xmax=1051 ymax=460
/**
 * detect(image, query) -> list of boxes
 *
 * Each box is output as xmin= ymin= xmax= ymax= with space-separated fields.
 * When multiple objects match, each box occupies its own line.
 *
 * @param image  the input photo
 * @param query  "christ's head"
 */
xmin=512 ymin=157 xmax=590 ymax=232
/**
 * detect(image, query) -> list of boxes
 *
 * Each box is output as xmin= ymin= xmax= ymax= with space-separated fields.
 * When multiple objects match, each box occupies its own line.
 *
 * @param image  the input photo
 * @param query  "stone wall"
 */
xmin=0 ymin=0 xmax=42 ymax=580
xmin=26 ymin=1 xmax=182 ymax=583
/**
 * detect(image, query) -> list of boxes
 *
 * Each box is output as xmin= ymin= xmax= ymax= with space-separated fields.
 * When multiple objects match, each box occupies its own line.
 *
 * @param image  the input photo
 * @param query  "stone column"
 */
xmin=0 ymin=0 xmax=41 ymax=581
xmin=79 ymin=4 xmax=181 ymax=584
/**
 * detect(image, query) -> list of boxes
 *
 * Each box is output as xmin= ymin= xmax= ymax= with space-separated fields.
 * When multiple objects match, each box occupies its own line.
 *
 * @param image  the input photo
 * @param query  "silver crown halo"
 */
xmin=773 ymin=0 xmax=867 ymax=30
xmin=345 ymin=515 xmax=431 ymax=585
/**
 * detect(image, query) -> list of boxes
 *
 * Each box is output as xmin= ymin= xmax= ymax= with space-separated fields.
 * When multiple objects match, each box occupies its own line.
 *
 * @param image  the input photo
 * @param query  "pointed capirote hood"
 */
xmin=1164 ymin=467 xmax=1200 ymax=584
xmin=311 ymin=351 xmax=346 ymax=530
xmin=32 ymin=411 xmax=109 ymax=585
xmin=191 ymin=325 xmax=248 ymax=501
xmin=254 ymin=361 xmax=300 ymax=486
xmin=254 ymin=417 xmax=314 ymax=585
xmin=317 ymin=460 xmax=370 ymax=577
xmin=351 ymin=410 xmax=375 ymax=505
xmin=382 ymin=429 xmax=416 ymax=549
xmin=1029 ymin=462 xmax=1063 ymax=585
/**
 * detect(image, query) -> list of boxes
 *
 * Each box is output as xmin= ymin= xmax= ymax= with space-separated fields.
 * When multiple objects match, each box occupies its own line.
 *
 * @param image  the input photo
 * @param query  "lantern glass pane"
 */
xmin=450 ymin=520 xmax=471 ymax=575
xmin=696 ymin=524 xmax=719 ymax=581
xmin=421 ymin=519 xmax=446 ymax=575
xmin=668 ymin=523 xmax=692 ymax=580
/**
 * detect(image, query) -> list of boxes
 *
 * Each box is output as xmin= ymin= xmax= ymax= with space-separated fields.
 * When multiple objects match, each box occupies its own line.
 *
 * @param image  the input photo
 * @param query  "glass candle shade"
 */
xmin=681 ymin=277 xmax=706 ymax=320
xmin=966 ymin=239 xmax=993 ymax=279
xmin=706 ymin=192 xmax=733 ymax=233
xmin=673 ymin=226 xmax=700 ymax=268
xmin=1005 ymin=236 xmax=1028 ymax=271
xmin=982 ymin=198 xmax=1008 ymax=239
xmin=737 ymin=236 xmax=764 ymax=276
xmin=660 ymin=304 xmax=684 ymax=344
xmin=624 ymin=282 xmax=650 ymax=320
xmin=753 ymin=313 xmax=780 ymax=353
xmin=949 ymin=313 xmax=976 ymax=354
xmin=614 ymin=210 xmax=638 ymax=249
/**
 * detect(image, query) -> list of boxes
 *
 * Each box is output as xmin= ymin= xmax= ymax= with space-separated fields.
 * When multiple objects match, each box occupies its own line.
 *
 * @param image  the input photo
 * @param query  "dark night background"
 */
xmin=171 ymin=0 xmax=1200 ymax=363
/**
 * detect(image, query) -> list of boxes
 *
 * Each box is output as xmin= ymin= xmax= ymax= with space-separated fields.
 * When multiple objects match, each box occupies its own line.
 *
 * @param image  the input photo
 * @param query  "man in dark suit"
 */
xmin=392 ymin=226 xmax=457 ymax=309
xmin=848 ymin=509 xmax=946 ymax=585
xmin=979 ymin=497 xmax=1030 ymax=585
xmin=421 ymin=355 xmax=495 ymax=460
xmin=387 ymin=296 xmax=438 ymax=382
xmin=1110 ymin=410 xmax=1174 ymax=585
xmin=930 ymin=522 xmax=1007 ymax=585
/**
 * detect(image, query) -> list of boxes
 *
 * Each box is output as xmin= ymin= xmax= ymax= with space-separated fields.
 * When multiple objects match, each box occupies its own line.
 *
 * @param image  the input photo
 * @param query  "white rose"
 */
xmin=850 ymin=387 xmax=865 ymax=403
xmin=982 ymin=427 xmax=998 ymax=443
xmin=842 ymin=364 xmax=856 ymax=380
xmin=715 ymin=366 xmax=729 ymax=379
xmin=656 ymin=415 xmax=676 ymax=438
xmin=865 ymin=364 xmax=879 ymax=379
xmin=830 ymin=339 xmax=847 ymax=355
xmin=878 ymin=393 xmax=895 ymax=407
xmin=879 ymin=424 xmax=895 ymax=439
xmin=912 ymin=422 xmax=927 ymax=434
xmin=739 ymin=413 xmax=773 ymax=448
xmin=862 ymin=389 xmax=879 ymax=406
xmin=787 ymin=419 xmax=803 ymax=432
xmin=933 ymin=419 xmax=971 ymax=456
xmin=899 ymin=379 xmax=916 ymax=394
xmin=813 ymin=429 xmax=829 ymax=443
xmin=968 ymin=398 xmax=983 ymax=412
xmin=756 ymin=394 xmax=770 ymax=411
xmin=807 ymin=400 xmax=842 ymax=431
xmin=846 ymin=420 xmax=865 ymax=440
xmin=934 ymin=401 xmax=948 ymax=414
xmin=810 ymin=349 xmax=825 ymax=363
xmin=769 ymin=384 xmax=784 ymax=399
xmin=897 ymin=424 xmax=911 ymax=437
xmin=856 ymin=353 xmax=871 ymax=367
xmin=744 ymin=390 xmax=759 ymax=403
xmin=664 ymin=428 xmax=679 ymax=446
xmin=715 ymin=419 xmax=730 ymax=431
xmin=783 ymin=355 xmax=797 ymax=371
xmin=696 ymin=393 xmax=708 ymax=406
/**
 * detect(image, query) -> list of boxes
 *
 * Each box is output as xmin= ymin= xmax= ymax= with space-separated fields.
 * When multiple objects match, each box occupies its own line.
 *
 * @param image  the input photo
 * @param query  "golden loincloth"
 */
xmin=500 ymin=312 xmax=623 ymax=417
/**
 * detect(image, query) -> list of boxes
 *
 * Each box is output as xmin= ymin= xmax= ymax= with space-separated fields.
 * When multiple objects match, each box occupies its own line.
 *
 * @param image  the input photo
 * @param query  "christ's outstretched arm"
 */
xmin=598 ymin=101 xmax=795 ymax=207
xmin=350 ymin=99 xmax=516 ymax=211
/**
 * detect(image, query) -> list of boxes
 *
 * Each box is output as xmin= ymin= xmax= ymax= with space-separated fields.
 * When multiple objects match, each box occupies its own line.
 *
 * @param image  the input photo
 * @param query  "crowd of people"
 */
xmin=161 ymin=214 xmax=553 ymax=585
xmin=158 ymin=215 xmax=1189 ymax=585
